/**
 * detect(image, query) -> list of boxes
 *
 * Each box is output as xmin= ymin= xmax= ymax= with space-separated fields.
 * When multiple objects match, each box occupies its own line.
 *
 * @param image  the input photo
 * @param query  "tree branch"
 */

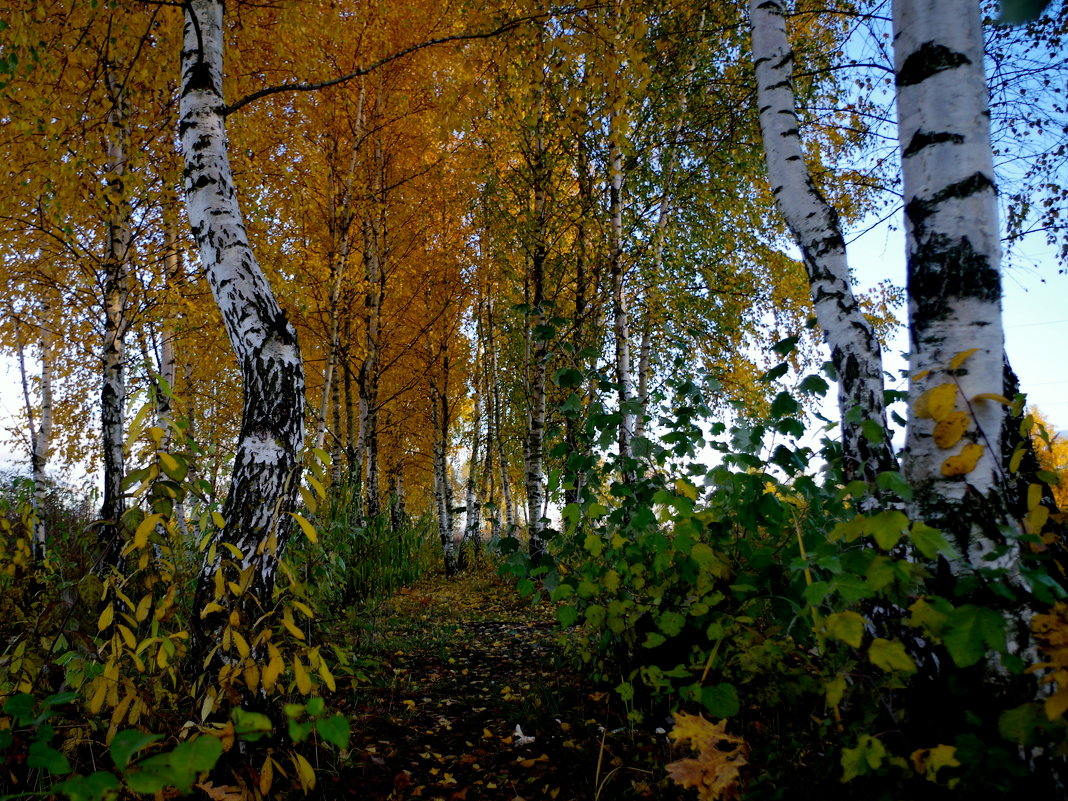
xmin=222 ymin=6 xmax=594 ymax=117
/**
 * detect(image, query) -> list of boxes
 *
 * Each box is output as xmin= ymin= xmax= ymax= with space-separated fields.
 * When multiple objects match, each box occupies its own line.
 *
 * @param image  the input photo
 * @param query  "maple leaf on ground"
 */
xmin=666 ymin=712 xmax=748 ymax=801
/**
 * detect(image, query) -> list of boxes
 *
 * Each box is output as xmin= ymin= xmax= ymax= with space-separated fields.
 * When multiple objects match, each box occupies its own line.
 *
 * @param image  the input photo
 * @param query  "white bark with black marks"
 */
xmin=180 ymin=0 xmax=305 ymax=629
xmin=751 ymin=0 xmax=896 ymax=485
xmin=892 ymin=0 xmax=1007 ymax=566
xmin=100 ymin=64 xmax=132 ymax=562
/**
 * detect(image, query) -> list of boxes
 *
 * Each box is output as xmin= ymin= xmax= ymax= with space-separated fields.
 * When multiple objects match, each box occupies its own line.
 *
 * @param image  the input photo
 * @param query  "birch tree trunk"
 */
xmin=462 ymin=342 xmax=484 ymax=566
xmin=14 ymin=304 xmax=52 ymax=562
xmin=359 ymin=133 xmax=385 ymax=519
xmin=608 ymin=100 xmax=636 ymax=485
xmin=892 ymin=0 xmax=1008 ymax=567
xmin=750 ymin=0 xmax=897 ymax=486
xmin=524 ymin=100 xmax=549 ymax=561
xmin=431 ymin=383 xmax=457 ymax=576
xmin=100 ymin=64 xmax=132 ymax=564
xmin=180 ymin=0 xmax=305 ymax=652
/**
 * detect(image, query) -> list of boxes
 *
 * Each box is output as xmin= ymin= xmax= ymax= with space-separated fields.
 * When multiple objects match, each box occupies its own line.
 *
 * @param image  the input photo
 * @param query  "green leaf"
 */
xmin=643 ymin=632 xmax=667 ymax=649
xmin=868 ymin=638 xmax=917 ymax=674
xmin=861 ymin=419 xmax=885 ymax=443
xmin=110 ymin=730 xmax=162 ymax=771
xmin=656 ymin=611 xmax=686 ymax=638
xmin=876 ymin=471 xmax=913 ymax=501
xmin=54 ymin=770 xmax=121 ymax=801
xmin=944 ymin=606 xmax=1007 ymax=667
xmin=560 ymin=393 xmax=582 ymax=415
xmin=29 ymin=740 xmax=72 ymax=775
xmin=316 ymin=715 xmax=351 ymax=750
xmin=700 ymin=683 xmax=740 ymax=718
xmin=841 ymin=734 xmax=886 ymax=782
xmin=770 ymin=391 xmax=800 ymax=418
xmin=906 ymin=596 xmax=953 ymax=637
xmin=798 ymin=374 xmax=829 ymax=396
xmin=232 ymin=708 xmax=273 ymax=742
xmin=557 ymin=605 xmax=578 ymax=627
xmin=552 ymin=368 xmax=584 ymax=388
xmin=910 ymin=522 xmax=957 ymax=560
xmin=867 ymin=510 xmax=909 ymax=551
xmin=583 ymin=533 xmax=603 ymax=556
xmin=772 ymin=335 xmax=798 ymax=356
xmin=761 ymin=362 xmax=789 ymax=382
xmin=3 ymin=693 xmax=35 ymax=726
xmin=824 ymin=611 xmax=866 ymax=648
xmin=998 ymin=703 xmax=1045 ymax=745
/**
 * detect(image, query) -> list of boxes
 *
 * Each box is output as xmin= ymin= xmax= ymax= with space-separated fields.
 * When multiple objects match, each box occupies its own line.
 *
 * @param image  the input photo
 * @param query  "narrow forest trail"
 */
xmin=328 ymin=571 xmax=685 ymax=801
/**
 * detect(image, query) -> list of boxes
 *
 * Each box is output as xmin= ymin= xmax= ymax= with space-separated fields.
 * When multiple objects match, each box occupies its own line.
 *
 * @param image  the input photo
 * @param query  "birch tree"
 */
xmin=750 ymin=0 xmax=897 ymax=486
xmin=180 ymin=0 xmax=305 ymax=651
xmin=892 ymin=0 xmax=1008 ymax=563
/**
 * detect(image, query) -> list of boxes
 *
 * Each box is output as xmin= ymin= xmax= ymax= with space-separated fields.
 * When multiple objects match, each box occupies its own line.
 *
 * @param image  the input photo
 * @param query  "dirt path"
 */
xmin=330 ymin=572 xmax=683 ymax=801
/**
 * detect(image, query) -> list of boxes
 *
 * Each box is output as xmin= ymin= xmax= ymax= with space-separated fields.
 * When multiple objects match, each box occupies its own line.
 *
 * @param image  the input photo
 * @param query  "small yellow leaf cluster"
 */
xmin=1028 ymin=602 xmax=1068 ymax=720
xmin=666 ymin=713 xmax=748 ymax=801
xmin=911 ymin=349 xmax=999 ymax=477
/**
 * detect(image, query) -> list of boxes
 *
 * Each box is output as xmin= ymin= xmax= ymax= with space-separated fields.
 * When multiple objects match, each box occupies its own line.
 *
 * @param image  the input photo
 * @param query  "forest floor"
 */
xmin=327 ymin=568 xmax=689 ymax=801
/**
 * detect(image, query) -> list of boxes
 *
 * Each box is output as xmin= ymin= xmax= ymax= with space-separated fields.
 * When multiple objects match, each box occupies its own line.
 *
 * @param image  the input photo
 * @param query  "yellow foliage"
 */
xmin=1029 ymin=407 xmax=1068 ymax=512
xmin=941 ymin=443 xmax=984 ymax=477
xmin=933 ymin=411 xmax=970 ymax=449
xmin=666 ymin=713 xmax=748 ymax=801
xmin=1029 ymin=602 xmax=1068 ymax=720
xmin=914 ymin=383 xmax=957 ymax=422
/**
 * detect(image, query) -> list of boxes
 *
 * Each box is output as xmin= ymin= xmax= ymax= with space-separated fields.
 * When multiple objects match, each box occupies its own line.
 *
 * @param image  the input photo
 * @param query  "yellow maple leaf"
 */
xmin=666 ymin=713 xmax=747 ymax=801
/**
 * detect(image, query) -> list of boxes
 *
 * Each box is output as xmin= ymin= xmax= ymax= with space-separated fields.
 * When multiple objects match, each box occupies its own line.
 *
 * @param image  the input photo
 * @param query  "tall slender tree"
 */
xmin=180 ymin=0 xmax=306 ymax=653
xmin=751 ymin=0 xmax=897 ymax=486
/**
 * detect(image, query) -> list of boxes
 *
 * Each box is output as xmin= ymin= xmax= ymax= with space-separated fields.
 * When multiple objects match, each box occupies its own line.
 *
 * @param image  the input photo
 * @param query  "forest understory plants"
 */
xmin=0 ymin=413 xmax=357 ymax=800
xmin=502 ymin=351 xmax=1068 ymax=799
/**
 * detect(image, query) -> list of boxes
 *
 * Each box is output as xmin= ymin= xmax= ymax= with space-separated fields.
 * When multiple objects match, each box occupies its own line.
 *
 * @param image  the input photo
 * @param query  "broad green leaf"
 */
xmin=28 ymin=740 xmax=72 ymax=775
xmin=997 ymin=0 xmax=1052 ymax=24
xmin=841 ymin=735 xmax=885 ymax=782
xmin=315 ymin=715 xmax=350 ymax=750
xmin=656 ymin=611 xmax=686 ymax=638
xmin=53 ymin=770 xmax=121 ymax=801
xmin=944 ymin=605 xmax=1007 ymax=667
xmin=868 ymin=638 xmax=916 ymax=674
xmin=556 ymin=605 xmax=578 ymax=627
xmin=700 ymin=683 xmax=740 ymax=718
xmin=998 ymin=703 xmax=1045 ymax=745
xmin=867 ymin=510 xmax=908 ymax=551
xmin=910 ymin=523 xmax=957 ymax=560
xmin=111 ymin=730 xmax=162 ymax=771
xmin=824 ymin=611 xmax=865 ymax=648
xmin=906 ymin=596 xmax=953 ymax=637
xmin=583 ymin=533 xmax=603 ymax=557
xmin=232 ymin=708 xmax=273 ymax=742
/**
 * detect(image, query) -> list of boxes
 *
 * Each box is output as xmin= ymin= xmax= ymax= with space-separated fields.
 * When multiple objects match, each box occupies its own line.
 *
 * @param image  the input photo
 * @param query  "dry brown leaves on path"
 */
xmin=320 ymin=571 xmax=692 ymax=801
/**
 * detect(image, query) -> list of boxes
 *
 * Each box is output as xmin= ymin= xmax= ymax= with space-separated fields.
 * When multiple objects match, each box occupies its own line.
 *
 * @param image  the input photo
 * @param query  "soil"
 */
xmin=326 ymin=570 xmax=689 ymax=801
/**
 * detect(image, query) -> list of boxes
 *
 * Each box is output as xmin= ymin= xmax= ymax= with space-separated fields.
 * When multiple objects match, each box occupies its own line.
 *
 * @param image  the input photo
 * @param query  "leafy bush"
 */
xmin=503 ymin=358 xmax=1068 ymax=798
